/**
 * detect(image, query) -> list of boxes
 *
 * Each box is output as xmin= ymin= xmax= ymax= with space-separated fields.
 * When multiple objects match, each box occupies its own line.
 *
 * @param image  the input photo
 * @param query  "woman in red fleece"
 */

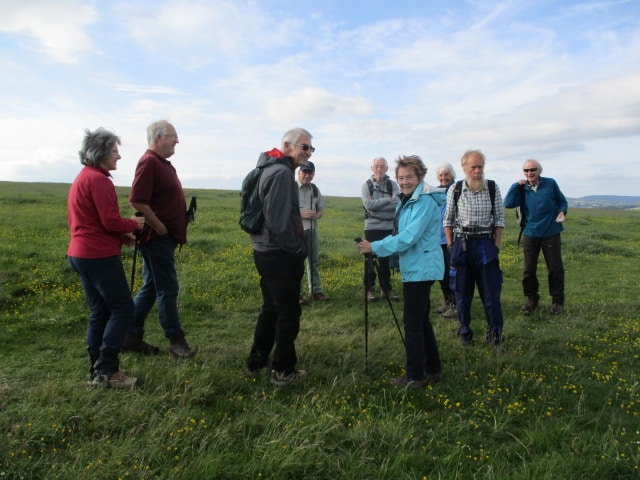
xmin=67 ymin=128 xmax=145 ymax=388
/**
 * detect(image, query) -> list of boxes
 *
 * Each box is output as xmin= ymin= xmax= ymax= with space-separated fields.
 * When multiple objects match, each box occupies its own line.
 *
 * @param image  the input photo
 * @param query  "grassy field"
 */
xmin=0 ymin=180 xmax=638 ymax=480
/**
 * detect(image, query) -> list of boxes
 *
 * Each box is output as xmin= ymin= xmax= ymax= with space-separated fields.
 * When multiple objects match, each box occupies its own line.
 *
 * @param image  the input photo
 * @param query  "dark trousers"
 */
xmin=131 ymin=234 xmax=183 ymax=339
xmin=522 ymin=233 xmax=564 ymax=305
xmin=438 ymin=244 xmax=453 ymax=300
xmin=450 ymin=238 xmax=504 ymax=341
xmin=364 ymin=229 xmax=392 ymax=291
xmin=69 ymin=255 xmax=133 ymax=375
xmin=402 ymin=281 xmax=441 ymax=381
xmin=247 ymin=250 xmax=305 ymax=374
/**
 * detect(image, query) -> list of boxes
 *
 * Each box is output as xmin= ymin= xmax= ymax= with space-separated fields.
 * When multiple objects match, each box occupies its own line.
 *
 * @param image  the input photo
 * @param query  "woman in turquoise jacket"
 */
xmin=358 ymin=155 xmax=445 ymax=388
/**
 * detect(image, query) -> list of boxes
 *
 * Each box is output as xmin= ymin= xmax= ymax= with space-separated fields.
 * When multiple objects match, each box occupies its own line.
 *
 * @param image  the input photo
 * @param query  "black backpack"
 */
xmin=452 ymin=179 xmax=496 ymax=217
xmin=239 ymin=166 xmax=266 ymax=234
xmin=515 ymin=184 xmax=526 ymax=244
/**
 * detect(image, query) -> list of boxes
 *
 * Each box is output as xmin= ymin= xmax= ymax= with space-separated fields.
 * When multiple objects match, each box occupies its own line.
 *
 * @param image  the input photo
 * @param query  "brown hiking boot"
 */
xmin=88 ymin=371 xmax=138 ymax=389
xmin=521 ymin=298 xmax=538 ymax=316
xmin=169 ymin=332 xmax=195 ymax=358
xmin=121 ymin=333 xmax=160 ymax=355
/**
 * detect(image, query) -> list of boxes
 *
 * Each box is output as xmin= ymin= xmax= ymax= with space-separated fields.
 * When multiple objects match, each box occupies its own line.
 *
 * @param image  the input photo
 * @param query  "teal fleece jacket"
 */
xmin=372 ymin=182 xmax=446 ymax=282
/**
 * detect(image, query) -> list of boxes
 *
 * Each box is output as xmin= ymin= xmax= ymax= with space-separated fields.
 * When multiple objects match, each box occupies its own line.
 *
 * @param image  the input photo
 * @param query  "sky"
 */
xmin=1 ymin=0 xmax=639 ymax=198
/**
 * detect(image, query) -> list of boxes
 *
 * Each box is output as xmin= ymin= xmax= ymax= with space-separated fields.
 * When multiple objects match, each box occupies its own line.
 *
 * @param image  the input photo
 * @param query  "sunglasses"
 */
xmin=296 ymin=143 xmax=316 ymax=153
xmin=523 ymin=168 xmax=538 ymax=173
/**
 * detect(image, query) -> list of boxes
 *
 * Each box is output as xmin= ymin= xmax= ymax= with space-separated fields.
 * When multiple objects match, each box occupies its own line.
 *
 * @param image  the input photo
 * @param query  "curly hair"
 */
xmin=78 ymin=128 xmax=120 ymax=167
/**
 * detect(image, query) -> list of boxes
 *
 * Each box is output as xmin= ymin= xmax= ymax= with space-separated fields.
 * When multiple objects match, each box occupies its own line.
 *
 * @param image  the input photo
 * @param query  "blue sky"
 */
xmin=1 ymin=0 xmax=639 ymax=198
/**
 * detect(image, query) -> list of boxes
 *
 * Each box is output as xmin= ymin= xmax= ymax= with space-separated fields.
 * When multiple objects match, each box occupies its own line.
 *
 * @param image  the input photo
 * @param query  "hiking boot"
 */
xmin=441 ymin=306 xmax=458 ymax=319
xmin=270 ymin=369 xmax=306 ymax=386
xmin=382 ymin=290 xmax=400 ymax=301
xmin=310 ymin=292 xmax=329 ymax=301
xmin=390 ymin=375 xmax=425 ymax=389
xmin=458 ymin=335 xmax=473 ymax=346
xmin=550 ymin=303 xmax=564 ymax=315
xmin=121 ymin=333 xmax=160 ymax=355
xmin=367 ymin=289 xmax=377 ymax=302
xmin=521 ymin=298 xmax=538 ymax=316
xmin=486 ymin=332 xmax=506 ymax=352
xmin=169 ymin=332 xmax=195 ymax=359
xmin=436 ymin=303 xmax=450 ymax=314
xmin=88 ymin=371 xmax=138 ymax=389
xmin=245 ymin=367 xmax=262 ymax=379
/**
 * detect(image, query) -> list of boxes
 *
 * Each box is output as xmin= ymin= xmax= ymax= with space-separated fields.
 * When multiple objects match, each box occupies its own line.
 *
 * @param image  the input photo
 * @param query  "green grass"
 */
xmin=0 ymin=180 xmax=639 ymax=479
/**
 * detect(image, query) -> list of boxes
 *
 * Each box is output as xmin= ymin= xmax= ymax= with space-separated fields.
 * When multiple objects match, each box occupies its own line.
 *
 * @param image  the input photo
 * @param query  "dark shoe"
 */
xmin=521 ymin=298 xmax=538 ymax=316
xmin=367 ymin=289 xmax=377 ymax=302
xmin=382 ymin=290 xmax=400 ymax=301
xmin=486 ymin=332 xmax=506 ymax=352
xmin=426 ymin=372 xmax=443 ymax=383
xmin=245 ymin=367 xmax=262 ymax=379
xmin=390 ymin=375 xmax=425 ymax=389
xmin=458 ymin=335 xmax=473 ymax=346
xmin=550 ymin=303 xmax=564 ymax=315
xmin=436 ymin=302 xmax=449 ymax=314
xmin=270 ymin=369 xmax=306 ymax=386
xmin=310 ymin=292 xmax=329 ymax=301
xmin=121 ymin=333 xmax=160 ymax=355
xmin=441 ymin=306 xmax=458 ymax=319
xmin=169 ymin=332 xmax=195 ymax=359
xmin=88 ymin=370 xmax=138 ymax=389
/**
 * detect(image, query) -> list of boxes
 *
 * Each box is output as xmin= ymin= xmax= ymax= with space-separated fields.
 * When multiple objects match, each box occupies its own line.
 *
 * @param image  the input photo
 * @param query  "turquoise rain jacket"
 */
xmin=372 ymin=182 xmax=446 ymax=283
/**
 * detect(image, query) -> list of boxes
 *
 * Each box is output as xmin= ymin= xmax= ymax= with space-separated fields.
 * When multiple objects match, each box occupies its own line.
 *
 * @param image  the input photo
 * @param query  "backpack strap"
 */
xmin=366 ymin=179 xmax=374 ymax=196
xmin=454 ymin=179 xmax=496 ymax=225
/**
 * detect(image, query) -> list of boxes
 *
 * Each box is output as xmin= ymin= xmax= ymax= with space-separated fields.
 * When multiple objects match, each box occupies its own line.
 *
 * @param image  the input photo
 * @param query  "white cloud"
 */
xmin=0 ymin=0 xmax=98 ymax=63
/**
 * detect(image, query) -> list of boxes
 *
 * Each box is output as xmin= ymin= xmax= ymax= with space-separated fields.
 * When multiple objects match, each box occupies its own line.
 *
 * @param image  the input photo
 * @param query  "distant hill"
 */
xmin=568 ymin=195 xmax=640 ymax=209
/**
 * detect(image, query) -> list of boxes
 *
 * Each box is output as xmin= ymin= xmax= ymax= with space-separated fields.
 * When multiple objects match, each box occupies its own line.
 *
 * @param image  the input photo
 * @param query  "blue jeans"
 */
xmin=131 ymin=234 xmax=183 ymax=339
xmin=402 ymin=281 xmax=441 ymax=381
xmin=449 ymin=238 xmax=504 ymax=341
xmin=247 ymin=249 xmax=305 ymax=374
xmin=522 ymin=233 xmax=564 ymax=305
xmin=69 ymin=255 xmax=133 ymax=375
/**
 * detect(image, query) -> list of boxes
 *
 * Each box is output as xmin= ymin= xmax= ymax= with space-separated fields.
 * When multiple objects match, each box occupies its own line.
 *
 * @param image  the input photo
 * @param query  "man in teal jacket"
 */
xmin=504 ymin=159 xmax=568 ymax=315
xmin=357 ymin=155 xmax=445 ymax=388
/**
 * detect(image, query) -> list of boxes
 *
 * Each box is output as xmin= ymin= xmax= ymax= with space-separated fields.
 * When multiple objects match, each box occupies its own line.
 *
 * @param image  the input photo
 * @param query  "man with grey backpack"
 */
xmin=361 ymin=157 xmax=400 ymax=302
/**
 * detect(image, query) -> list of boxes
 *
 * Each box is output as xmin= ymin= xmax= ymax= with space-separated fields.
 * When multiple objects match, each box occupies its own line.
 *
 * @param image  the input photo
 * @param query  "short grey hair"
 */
xmin=436 ymin=162 xmax=456 ymax=180
xmin=78 ymin=128 xmax=120 ymax=167
xmin=147 ymin=120 xmax=170 ymax=147
xmin=461 ymin=149 xmax=485 ymax=167
xmin=281 ymin=127 xmax=313 ymax=150
xmin=372 ymin=156 xmax=388 ymax=167
xmin=523 ymin=158 xmax=543 ymax=174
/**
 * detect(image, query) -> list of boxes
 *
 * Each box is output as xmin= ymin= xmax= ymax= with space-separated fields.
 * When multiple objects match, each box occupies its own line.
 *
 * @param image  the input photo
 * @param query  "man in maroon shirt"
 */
xmin=122 ymin=120 xmax=195 ymax=358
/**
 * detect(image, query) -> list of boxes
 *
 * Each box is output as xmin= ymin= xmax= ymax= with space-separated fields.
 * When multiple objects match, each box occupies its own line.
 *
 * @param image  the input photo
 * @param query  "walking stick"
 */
xmin=308 ymin=186 xmax=315 ymax=297
xmin=130 ymin=212 xmax=144 ymax=294
xmin=355 ymin=238 xmax=370 ymax=372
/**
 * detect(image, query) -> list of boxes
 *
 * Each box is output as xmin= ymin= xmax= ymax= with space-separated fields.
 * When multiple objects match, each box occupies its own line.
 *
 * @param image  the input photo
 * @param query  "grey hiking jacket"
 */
xmin=250 ymin=150 xmax=306 ymax=258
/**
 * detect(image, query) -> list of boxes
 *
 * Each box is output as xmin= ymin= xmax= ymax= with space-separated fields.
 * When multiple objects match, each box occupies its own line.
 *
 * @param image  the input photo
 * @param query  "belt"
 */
xmin=457 ymin=233 xmax=493 ymax=240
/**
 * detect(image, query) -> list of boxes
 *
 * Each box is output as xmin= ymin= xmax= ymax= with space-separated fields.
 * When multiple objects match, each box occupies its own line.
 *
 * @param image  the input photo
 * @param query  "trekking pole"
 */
xmin=308 ymin=188 xmax=315 ymax=297
xmin=130 ymin=212 xmax=144 ymax=294
xmin=355 ymin=238 xmax=369 ymax=372
xmin=372 ymin=255 xmax=405 ymax=346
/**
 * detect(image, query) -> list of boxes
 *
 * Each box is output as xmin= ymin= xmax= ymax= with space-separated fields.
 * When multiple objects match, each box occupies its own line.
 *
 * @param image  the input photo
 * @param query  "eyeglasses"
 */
xmin=523 ymin=168 xmax=538 ymax=173
xmin=296 ymin=143 xmax=315 ymax=153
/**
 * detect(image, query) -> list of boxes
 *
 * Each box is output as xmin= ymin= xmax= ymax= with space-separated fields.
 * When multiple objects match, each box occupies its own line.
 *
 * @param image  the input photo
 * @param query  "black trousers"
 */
xmin=364 ymin=229 xmax=393 ymax=291
xmin=522 ymin=233 xmax=564 ymax=305
xmin=247 ymin=250 xmax=305 ymax=374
